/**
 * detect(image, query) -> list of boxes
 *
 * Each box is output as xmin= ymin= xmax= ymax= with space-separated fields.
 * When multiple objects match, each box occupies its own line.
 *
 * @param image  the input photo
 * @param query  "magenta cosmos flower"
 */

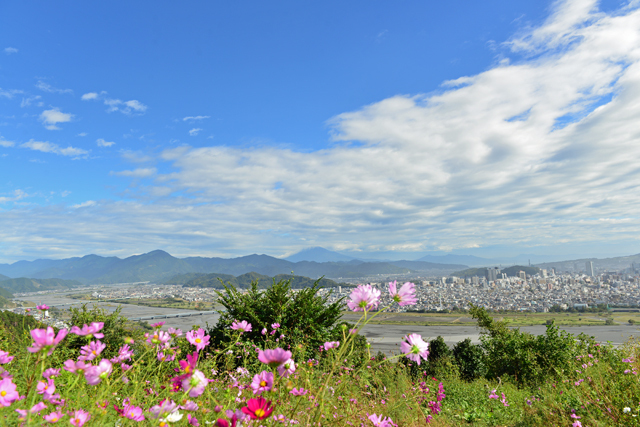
xmin=186 ymin=329 xmax=210 ymax=352
xmin=36 ymin=304 xmax=49 ymax=310
xmin=0 ymin=378 xmax=19 ymax=406
xmin=250 ymin=371 xmax=273 ymax=395
xmin=388 ymin=281 xmax=417 ymax=306
xmin=323 ymin=341 xmax=340 ymax=350
xmin=78 ymin=340 xmax=106 ymax=361
xmin=0 ymin=351 xmax=14 ymax=364
xmin=241 ymin=397 xmax=273 ymax=420
xmin=44 ymin=410 xmax=64 ymax=423
xmin=70 ymin=322 xmax=104 ymax=339
xmin=400 ymin=333 xmax=429 ymax=365
xmin=347 ymin=284 xmax=381 ymax=312
xmin=277 ymin=359 xmax=296 ymax=378
xmin=230 ymin=320 xmax=252 ymax=333
xmin=27 ymin=327 xmax=68 ymax=355
xmin=258 ymin=348 xmax=292 ymax=367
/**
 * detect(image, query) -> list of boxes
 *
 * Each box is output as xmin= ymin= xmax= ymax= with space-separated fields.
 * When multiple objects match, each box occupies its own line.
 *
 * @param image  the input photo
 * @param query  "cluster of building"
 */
xmin=84 ymin=284 xmax=219 ymax=303
xmin=319 ymin=264 xmax=640 ymax=312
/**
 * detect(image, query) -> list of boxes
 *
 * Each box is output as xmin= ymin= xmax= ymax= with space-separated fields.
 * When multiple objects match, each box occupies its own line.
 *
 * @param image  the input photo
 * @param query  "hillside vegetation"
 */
xmin=0 ymin=277 xmax=82 ymax=293
xmin=169 ymin=271 xmax=346 ymax=289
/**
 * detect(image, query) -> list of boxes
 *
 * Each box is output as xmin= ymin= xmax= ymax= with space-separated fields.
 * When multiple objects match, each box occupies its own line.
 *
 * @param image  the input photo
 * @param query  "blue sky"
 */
xmin=1 ymin=0 xmax=640 ymax=263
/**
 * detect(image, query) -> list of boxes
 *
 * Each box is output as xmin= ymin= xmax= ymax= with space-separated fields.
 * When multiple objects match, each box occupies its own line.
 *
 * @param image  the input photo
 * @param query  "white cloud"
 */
xmin=104 ymin=98 xmax=147 ymax=115
xmin=121 ymin=150 xmax=153 ymax=163
xmin=0 ymin=88 xmax=23 ymax=99
xmin=71 ymin=200 xmax=97 ymax=209
xmin=20 ymin=140 xmax=88 ymax=157
xmin=77 ymin=132 xmax=88 ymax=137
xmin=111 ymin=168 xmax=157 ymax=178
xmin=0 ymin=138 xmax=14 ymax=147
xmin=96 ymin=138 xmax=115 ymax=147
xmin=183 ymin=116 xmax=210 ymax=121
xmin=39 ymin=108 xmax=73 ymax=130
xmin=188 ymin=128 xmax=202 ymax=136
xmin=3 ymin=47 xmax=18 ymax=54
xmin=35 ymin=81 xmax=73 ymax=94
xmin=0 ymin=189 xmax=27 ymax=204
xmin=61 ymin=190 xmax=71 ymax=197
xmin=20 ymin=95 xmax=42 ymax=107
xmin=81 ymin=92 xmax=99 ymax=100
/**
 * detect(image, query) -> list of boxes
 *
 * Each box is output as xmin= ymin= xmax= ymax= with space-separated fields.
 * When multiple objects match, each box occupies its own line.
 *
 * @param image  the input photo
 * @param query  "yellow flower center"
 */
xmin=260 ymin=380 xmax=267 ymax=387
xmin=255 ymin=408 xmax=265 ymax=418
xmin=51 ymin=417 xmax=58 ymax=422
xmin=0 ymin=390 xmax=6 ymax=396
xmin=195 ymin=338 xmax=201 ymax=343
xmin=185 ymin=366 xmax=191 ymax=373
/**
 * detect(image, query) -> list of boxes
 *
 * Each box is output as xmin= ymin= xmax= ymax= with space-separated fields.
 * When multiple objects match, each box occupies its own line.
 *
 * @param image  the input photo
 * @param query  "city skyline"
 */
xmin=2 ymin=0 xmax=640 ymax=263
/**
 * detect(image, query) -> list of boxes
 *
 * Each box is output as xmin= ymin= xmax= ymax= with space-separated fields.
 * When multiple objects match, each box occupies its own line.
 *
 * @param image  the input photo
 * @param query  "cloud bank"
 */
xmin=2 ymin=0 xmax=640 ymax=261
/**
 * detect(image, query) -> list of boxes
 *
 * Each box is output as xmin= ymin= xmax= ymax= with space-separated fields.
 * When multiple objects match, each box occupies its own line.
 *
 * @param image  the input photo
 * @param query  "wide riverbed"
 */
xmin=16 ymin=291 xmax=640 ymax=355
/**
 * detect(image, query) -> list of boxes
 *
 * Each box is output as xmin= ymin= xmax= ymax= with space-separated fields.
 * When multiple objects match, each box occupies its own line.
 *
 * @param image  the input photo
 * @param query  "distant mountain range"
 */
xmin=0 ymin=277 xmax=81 ymax=294
xmin=167 ymin=272 xmax=345 ymax=289
xmin=0 ymin=250 xmax=467 ymax=285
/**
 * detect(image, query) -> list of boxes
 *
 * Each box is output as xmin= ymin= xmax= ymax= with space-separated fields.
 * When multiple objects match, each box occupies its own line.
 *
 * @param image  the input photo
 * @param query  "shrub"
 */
xmin=429 ymin=335 xmax=452 ymax=363
xmin=470 ymin=304 xmax=595 ymax=386
xmin=207 ymin=277 xmax=359 ymax=369
xmin=453 ymin=338 xmax=486 ymax=381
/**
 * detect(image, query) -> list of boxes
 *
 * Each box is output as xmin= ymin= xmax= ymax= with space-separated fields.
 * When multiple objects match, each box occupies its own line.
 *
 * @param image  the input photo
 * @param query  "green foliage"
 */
xmin=0 ymin=286 xmax=13 ymax=299
xmin=453 ymin=338 xmax=486 ymax=381
xmin=178 ymin=271 xmax=344 ymax=289
xmin=61 ymin=304 xmax=140 ymax=362
xmin=429 ymin=335 xmax=452 ymax=362
xmin=208 ymin=277 xmax=351 ymax=367
xmin=0 ymin=277 xmax=82 ymax=293
xmin=470 ymin=304 xmax=595 ymax=386
xmin=500 ymin=265 xmax=541 ymax=277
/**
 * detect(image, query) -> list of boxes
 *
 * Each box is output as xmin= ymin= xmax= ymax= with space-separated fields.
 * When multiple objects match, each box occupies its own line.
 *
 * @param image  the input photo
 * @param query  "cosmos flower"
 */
xmin=258 ymin=348 xmax=292 ymax=367
xmin=388 ymin=281 xmax=417 ymax=306
xmin=27 ymin=327 xmax=68 ymax=355
xmin=186 ymin=329 xmax=210 ymax=352
xmin=400 ymin=333 xmax=429 ymax=365
xmin=230 ymin=320 xmax=252 ymax=333
xmin=347 ymin=284 xmax=381 ymax=312
xmin=250 ymin=371 xmax=273 ymax=395
xmin=241 ymin=397 xmax=274 ymax=420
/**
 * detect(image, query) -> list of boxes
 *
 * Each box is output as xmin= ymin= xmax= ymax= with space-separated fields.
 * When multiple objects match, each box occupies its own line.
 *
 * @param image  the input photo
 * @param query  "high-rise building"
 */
xmin=586 ymin=261 xmax=595 ymax=277
xmin=486 ymin=267 xmax=500 ymax=282
xmin=518 ymin=271 xmax=527 ymax=280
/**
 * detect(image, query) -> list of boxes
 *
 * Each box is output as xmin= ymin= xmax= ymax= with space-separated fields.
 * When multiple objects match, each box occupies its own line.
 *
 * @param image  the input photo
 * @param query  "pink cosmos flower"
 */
xmin=230 ymin=320 xmax=252 ymax=333
xmin=182 ymin=370 xmax=207 ymax=398
xmin=181 ymin=400 xmax=199 ymax=411
xmin=400 ymin=333 xmax=429 ymax=365
xmin=69 ymin=410 xmax=91 ymax=426
xmin=388 ymin=281 xmax=417 ymax=306
xmin=84 ymin=359 xmax=112 ymax=385
xmin=30 ymin=402 xmax=47 ymax=413
xmin=290 ymin=388 xmax=308 ymax=396
xmin=44 ymin=410 xmax=64 ymax=423
xmin=43 ymin=368 xmax=60 ymax=379
xmin=271 ymin=323 xmax=280 ymax=330
xmin=488 ymin=389 xmax=498 ymax=399
xmin=63 ymin=360 xmax=89 ymax=374
xmin=277 ymin=359 xmax=296 ymax=378
xmin=110 ymin=344 xmax=133 ymax=363
xmin=347 ymin=284 xmax=381 ymax=312
xmin=573 ymin=422 xmax=582 ymax=427
xmin=258 ymin=348 xmax=292 ymax=367
xmin=168 ymin=327 xmax=183 ymax=337
xmin=261 ymin=328 xmax=267 ymax=335
xmin=368 ymin=414 xmax=396 ymax=427
xmin=250 ymin=371 xmax=274 ymax=395
xmin=157 ymin=351 xmax=176 ymax=362
xmin=27 ymin=327 xmax=68 ymax=355
xmin=0 ymin=378 xmax=19 ymax=406
xmin=37 ymin=304 xmax=50 ymax=310
xmin=188 ymin=414 xmax=201 ymax=426
xmin=151 ymin=321 xmax=165 ymax=328
xmin=122 ymin=404 xmax=145 ymax=421
xmin=186 ymin=328 xmax=210 ymax=352
xmin=145 ymin=330 xmax=171 ymax=347
xmin=78 ymin=340 xmax=106 ymax=361
xmin=36 ymin=379 xmax=56 ymax=400
xmin=69 ymin=322 xmax=104 ymax=339
xmin=0 ymin=351 xmax=14 ymax=364
xmin=323 ymin=341 xmax=340 ymax=351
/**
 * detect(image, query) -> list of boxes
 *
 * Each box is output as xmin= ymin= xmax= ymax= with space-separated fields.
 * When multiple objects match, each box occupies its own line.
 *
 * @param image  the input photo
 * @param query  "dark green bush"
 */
xmin=429 ymin=335 xmax=452 ymax=362
xmin=470 ymin=304 xmax=596 ymax=386
xmin=452 ymin=338 xmax=485 ymax=381
xmin=207 ymin=278 xmax=358 ymax=370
